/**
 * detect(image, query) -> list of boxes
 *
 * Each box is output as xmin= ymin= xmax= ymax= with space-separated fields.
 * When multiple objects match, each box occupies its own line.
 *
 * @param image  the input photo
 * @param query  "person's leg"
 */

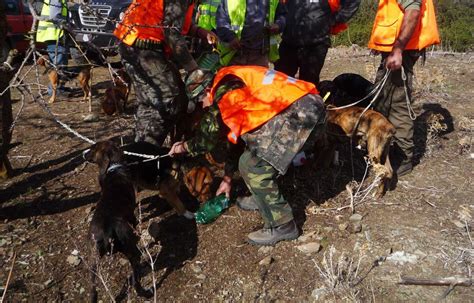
xmin=120 ymin=45 xmax=185 ymax=146
xmin=298 ymin=43 xmax=329 ymax=85
xmin=238 ymin=150 xmax=294 ymax=228
xmin=373 ymin=51 xmax=420 ymax=175
xmin=274 ymin=41 xmax=299 ymax=77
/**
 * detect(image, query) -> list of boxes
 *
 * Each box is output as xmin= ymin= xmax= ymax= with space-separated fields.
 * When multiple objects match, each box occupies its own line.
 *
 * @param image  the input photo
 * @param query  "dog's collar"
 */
xmin=107 ymin=163 xmax=124 ymax=174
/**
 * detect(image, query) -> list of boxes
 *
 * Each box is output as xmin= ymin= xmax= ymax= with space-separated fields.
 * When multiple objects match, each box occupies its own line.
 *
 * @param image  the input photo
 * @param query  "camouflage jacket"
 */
xmin=185 ymin=89 xmax=326 ymax=175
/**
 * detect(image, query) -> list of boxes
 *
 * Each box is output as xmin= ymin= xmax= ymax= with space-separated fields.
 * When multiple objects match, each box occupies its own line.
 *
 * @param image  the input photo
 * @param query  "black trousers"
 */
xmin=274 ymin=41 xmax=329 ymax=85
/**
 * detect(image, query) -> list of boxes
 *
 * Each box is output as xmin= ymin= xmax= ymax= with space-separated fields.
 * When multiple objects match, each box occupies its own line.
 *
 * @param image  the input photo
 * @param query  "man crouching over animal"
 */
xmin=170 ymin=66 xmax=326 ymax=246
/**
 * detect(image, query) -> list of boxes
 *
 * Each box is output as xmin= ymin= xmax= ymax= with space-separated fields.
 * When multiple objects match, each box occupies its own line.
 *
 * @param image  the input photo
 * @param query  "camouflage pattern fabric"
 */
xmin=373 ymin=50 xmax=420 ymax=161
xmin=120 ymin=44 xmax=188 ymax=146
xmin=238 ymin=149 xmax=294 ymax=228
xmin=242 ymin=93 xmax=326 ymax=174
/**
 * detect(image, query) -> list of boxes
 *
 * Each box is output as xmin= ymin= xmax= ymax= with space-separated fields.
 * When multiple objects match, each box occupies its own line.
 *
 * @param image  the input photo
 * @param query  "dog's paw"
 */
xmin=183 ymin=210 xmax=195 ymax=220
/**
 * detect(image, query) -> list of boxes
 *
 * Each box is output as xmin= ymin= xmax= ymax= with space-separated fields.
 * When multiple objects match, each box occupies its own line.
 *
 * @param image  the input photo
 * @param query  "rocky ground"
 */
xmin=0 ymin=47 xmax=473 ymax=302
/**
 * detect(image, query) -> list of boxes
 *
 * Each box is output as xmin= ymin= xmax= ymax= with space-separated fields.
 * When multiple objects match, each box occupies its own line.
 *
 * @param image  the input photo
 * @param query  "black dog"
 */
xmin=83 ymin=141 xmax=152 ymax=302
xmin=122 ymin=141 xmax=194 ymax=219
xmin=318 ymin=73 xmax=374 ymax=108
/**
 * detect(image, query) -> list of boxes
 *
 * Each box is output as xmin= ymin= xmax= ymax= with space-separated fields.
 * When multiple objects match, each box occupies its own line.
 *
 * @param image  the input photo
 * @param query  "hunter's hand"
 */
xmin=386 ymin=48 xmax=403 ymax=70
xmin=216 ymin=175 xmax=232 ymax=198
xmin=169 ymin=141 xmax=188 ymax=157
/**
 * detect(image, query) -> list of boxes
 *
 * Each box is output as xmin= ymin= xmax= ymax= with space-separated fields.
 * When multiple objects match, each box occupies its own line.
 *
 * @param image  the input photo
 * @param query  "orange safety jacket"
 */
xmin=210 ymin=66 xmax=319 ymax=144
xmin=328 ymin=0 xmax=348 ymax=35
xmin=368 ymin=0 xmax=440 ymax=52
xmin=114 ymin=0 xmax=194 ymax=46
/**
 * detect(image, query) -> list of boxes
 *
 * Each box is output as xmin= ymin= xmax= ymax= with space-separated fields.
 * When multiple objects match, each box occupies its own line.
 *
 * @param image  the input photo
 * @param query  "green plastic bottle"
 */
xmin=195 ymin=195 xmax=230 ymax=224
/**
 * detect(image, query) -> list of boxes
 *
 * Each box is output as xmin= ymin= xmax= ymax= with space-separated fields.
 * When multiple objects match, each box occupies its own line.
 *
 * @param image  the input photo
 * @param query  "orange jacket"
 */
xmin=368 ymin=0 xmax=440 ymax=52
xmin=114 ymin=0 xmax=194 ymax=46
xmin=328 ymin=0 xmax=348 ymax=35
xmin=210 ymin=66 xmax=318 ymax=144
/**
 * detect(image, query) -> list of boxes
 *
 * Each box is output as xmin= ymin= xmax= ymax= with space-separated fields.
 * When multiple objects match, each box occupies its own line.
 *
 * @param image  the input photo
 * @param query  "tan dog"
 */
xmin=319 ymin=106 xmax=396 ymax=197
xmin=37 ymin=54 xmax=91 ymax=104
xmin=102 ymin=68 xmax=131 ymax=115
xmin=184 ymin=166 xmax=213 ymax=203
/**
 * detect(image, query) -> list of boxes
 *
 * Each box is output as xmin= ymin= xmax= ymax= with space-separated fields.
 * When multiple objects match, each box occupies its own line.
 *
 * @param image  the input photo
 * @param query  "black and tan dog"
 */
xmin=83 ymin=141 xmax=152 ymax=302
xmin=317 ymin=106 xmax=396 ymax=197
xmin=121 ymin=141 xmax=195 ymax=219
xmin=316 ymin=73 xmax=396 ymax=196
xmin=36 ymin=54 xmax=91 ymax=104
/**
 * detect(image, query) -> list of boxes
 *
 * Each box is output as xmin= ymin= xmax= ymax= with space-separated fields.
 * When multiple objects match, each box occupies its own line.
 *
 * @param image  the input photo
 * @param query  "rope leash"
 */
xmin=327 ymin=68 xmax=391 ymax=111
xmin=401 ymin=66 xmax=417 ymax=121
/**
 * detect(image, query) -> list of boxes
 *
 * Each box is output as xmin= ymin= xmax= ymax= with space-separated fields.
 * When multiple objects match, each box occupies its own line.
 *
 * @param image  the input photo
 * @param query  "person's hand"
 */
xmin=229 ymin=37 xmax=241 ymax=50
xmin=385 ymin=48 xmax=403 ymax=70
xmin=215 ymin=175 xmax=232 ymax=198
xmin=266 ymin=23 xmax=280 ymax=35
xmin=197 ymin=28 xmax=218 ymax=45
xmin=169 ymin=141 xmax=188 ymax=157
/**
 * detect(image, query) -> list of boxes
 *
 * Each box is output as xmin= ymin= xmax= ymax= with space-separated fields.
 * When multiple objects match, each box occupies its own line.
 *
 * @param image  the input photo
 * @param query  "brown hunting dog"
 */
xmin=102 ymin=68 xmax=131 ymax=115
xmin=319 ymin=106 xmax=396 ymax=197
xmin=83 ymin=141 xmax=152 ymax=302
xmin=36 ymin=54 xmax=91 ymax=104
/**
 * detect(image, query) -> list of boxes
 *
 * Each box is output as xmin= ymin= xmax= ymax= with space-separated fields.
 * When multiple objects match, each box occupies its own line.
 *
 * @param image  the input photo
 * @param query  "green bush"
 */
xmin=332 ymin=0 xmax=474 ymax=52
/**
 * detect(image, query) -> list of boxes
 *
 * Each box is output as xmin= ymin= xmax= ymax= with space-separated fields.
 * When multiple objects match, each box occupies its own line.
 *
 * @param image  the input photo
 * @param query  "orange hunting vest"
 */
xmin=368 ymin=0 xmax=440 ymax=52
xmin=210 ymin=66 xmax=318 ymax=144
xmin=328 ymin=0 xmax=348 ymax=35
xmin=114 ymin=0 xmax=194 ymax=46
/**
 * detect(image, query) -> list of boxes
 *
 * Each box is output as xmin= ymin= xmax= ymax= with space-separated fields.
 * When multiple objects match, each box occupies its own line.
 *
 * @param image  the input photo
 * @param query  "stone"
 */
xmin=196 ymin=274 xmax=206 ymax=280
xmin=338 ymin=223 xmax=348 ymax=231
xmin=190 ymin=263 xmax=202 ymax=274
xmin=296 ymin=242 xmax=321 ymax=254
xmin=66 ymin=255 xmax=81 ymax=267
xmin=351 ymin=222 xmax=362 ymax=234
xmin=258 ymin=246 xmax=274 ymax=254
xmin=259 ymin=256 xmax=274 ymax=266
xmin=311 ymin=287 xmax=327 ymax=300
xmin=349 ymin=213 xmax=363 ymax=222
xmin=386 ymin=251 xmax=418 ymax=265
xmin=83 ymin=113 xmax=100 ymax=122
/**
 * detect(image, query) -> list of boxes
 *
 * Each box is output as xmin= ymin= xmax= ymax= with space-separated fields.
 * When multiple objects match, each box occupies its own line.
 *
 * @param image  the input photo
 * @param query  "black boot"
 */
xmin=247 ymin=220 xmax=299 ymax=246
xmin=236 ymin=195 xmax=259 ymax=211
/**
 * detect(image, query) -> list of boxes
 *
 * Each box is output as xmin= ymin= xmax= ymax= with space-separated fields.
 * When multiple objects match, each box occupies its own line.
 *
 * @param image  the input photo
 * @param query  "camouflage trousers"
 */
xmin=120 ymin=44 xmax=188 ymax=146
xmin=239 ymin=149 xmax=294 ymax=228
xmin=373 ymin=50 xmax=421 ymax=161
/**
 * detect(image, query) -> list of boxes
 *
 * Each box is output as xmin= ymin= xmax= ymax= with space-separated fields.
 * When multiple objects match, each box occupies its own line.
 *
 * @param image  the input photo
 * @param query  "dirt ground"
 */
xmin=1 ymin=47 xmax=473 ymax=302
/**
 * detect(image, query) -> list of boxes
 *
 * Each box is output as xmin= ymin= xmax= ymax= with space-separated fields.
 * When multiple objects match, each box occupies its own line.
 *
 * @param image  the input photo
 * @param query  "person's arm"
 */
xmin=335 ymin=0 xmax=361 ymax=24
xmin=270 ymin=2 xmax=287 ymax=34
xmin=215 ymin=1 xmax=240 ymax=48
xmin=163 ymin=0 xmax=198 ymax=72
xmin=385 ymin=0 xmax=421 ymax=70
xmin=171 ymin=104 xmax=223 ymax=157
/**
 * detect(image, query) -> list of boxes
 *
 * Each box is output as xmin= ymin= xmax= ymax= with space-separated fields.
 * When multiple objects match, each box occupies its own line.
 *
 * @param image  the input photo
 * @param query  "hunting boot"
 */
xmin=236 ymin=195 xmax=259 ymax=211
xmin=247 ymin=220 xmax=299 ymax=246
xmin=390 ymin=145 xmax=413 ymax=177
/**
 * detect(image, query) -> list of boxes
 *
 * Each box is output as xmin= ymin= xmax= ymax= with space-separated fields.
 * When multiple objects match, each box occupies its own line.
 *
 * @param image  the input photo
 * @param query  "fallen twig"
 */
xmin=0 ymin=251 xmax=17 ymax=303
xmin=399 ymin=276 xmax=472 ymax=287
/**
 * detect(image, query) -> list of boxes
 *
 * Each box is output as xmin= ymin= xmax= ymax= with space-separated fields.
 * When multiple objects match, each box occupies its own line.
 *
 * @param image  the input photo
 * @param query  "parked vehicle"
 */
xmin=69 ymin=0 xmax=132 ymax=51
xmin=3 ymin=0 xmax=33 ymax=61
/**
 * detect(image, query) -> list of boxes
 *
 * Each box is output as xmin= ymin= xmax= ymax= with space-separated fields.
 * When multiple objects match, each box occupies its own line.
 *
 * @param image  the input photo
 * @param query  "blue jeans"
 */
xmin=46 ymin=43 xmax=68 ymax=67
xmin=46 ymin=43 xmax=69 ymax=96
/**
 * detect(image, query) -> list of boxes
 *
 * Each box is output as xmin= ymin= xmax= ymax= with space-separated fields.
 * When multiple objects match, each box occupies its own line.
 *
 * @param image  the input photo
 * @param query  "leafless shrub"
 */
xmin=313 ymin=245 xmax=365 ymax=302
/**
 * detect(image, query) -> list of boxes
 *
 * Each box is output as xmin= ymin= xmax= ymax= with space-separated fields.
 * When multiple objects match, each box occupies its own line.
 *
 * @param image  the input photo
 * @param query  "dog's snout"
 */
xmin=83 ymin=149 xmax=91 ymax=161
